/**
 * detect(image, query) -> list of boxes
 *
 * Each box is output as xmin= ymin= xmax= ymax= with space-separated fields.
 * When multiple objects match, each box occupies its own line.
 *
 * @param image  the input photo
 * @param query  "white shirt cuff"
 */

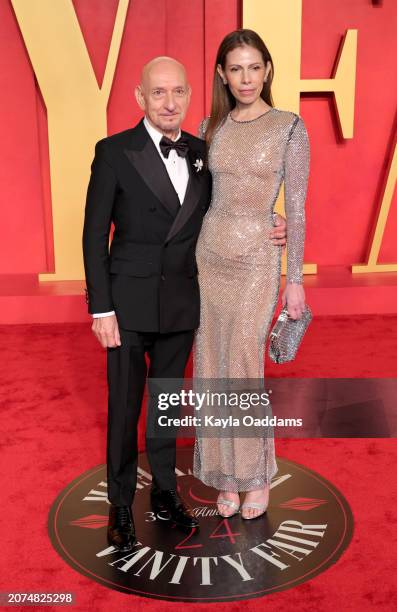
xmin=92 ymin=311 xmax=115 ymax=318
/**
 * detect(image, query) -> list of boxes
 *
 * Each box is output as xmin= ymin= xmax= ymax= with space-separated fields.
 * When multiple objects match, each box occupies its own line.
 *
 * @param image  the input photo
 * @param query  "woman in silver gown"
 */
xmin=193 ymin=30 xmax=310 ymax=519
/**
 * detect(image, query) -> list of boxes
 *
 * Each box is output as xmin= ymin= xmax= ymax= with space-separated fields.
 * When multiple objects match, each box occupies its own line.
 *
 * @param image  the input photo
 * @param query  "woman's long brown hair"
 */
xmin=205 ymin=29 xmax=275 ymax=145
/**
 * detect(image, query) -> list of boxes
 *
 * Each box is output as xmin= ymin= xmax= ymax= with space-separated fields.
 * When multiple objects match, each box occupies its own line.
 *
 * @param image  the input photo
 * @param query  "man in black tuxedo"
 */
xmin=83 ymin=57 xmax=287 ymax=552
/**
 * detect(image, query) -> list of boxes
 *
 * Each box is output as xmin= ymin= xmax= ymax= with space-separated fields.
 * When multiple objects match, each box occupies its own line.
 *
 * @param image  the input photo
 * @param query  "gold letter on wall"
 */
xmin=352 ymin=138 xmax=397 ymax=273
xmin=11 ymin=0 xmax=129 ymax=280
xmin=243 ymin=0 xmax=358 ymax=275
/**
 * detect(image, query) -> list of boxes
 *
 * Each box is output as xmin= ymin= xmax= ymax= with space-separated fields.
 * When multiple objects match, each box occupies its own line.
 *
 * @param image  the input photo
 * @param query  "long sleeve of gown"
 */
xmin=198 ymin=117 xmax=209 ymax=140
xmin=283 ymin=115 xmax=310 ymax=284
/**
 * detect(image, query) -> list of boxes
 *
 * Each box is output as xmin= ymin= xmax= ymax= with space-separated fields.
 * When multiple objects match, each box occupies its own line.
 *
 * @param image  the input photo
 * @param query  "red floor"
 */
xmin=1 ymin=316 xmax=396 ymax=611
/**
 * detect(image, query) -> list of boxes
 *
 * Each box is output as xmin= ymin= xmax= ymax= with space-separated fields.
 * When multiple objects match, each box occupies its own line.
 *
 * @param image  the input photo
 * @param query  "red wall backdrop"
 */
xmin=1 ymin=0 xmax=396 ymax=277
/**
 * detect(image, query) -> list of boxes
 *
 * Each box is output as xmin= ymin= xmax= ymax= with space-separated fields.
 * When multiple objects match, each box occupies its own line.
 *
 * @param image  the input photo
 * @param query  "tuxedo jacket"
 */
xmin=82 ymin=119 xmax=212 ymax=333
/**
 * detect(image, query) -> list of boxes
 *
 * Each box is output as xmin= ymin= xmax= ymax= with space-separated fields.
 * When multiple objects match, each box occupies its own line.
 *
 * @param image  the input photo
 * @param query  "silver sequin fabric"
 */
xmin=193 ymin=108 xmax=310 ymax=492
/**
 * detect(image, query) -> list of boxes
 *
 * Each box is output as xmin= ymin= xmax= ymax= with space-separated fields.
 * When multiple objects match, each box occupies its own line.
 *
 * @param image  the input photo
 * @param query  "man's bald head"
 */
xmin=140 ymin=56 xmax=188 ymax=91
xmin=135 ymin=56 xmax=191 ymax=139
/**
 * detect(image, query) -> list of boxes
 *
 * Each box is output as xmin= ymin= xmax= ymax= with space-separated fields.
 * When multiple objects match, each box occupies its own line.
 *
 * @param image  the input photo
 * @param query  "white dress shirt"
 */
xmin=93 ymin=117 xmax=189 ymax=318
xmin=143 ymin=116 xmax=189 ymax=204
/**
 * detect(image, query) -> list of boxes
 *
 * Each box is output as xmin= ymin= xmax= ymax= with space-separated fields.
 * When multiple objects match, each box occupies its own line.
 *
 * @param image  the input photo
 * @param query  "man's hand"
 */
xmin=270 ymin=213 xmax=287 ymax=248
xmin=92 ymin=314 xmax=121 ymax=348
xmin=282 ymin=282 xmax=305 ymax=320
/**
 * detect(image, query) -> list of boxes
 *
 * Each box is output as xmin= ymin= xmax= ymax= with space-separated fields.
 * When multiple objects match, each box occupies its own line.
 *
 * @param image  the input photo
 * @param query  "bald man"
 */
xmin=83 ymin=57 xmax=286 ymax=552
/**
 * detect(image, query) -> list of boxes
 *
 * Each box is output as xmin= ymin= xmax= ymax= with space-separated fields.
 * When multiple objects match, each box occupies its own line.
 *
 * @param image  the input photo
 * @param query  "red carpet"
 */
xmin=1 ymin=315 xmax=396 ymax=611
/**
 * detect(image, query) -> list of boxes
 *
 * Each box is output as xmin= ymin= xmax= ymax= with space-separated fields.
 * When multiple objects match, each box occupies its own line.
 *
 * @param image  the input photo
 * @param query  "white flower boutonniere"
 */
xmin=193 ymin=158 xmax=204 ymax=173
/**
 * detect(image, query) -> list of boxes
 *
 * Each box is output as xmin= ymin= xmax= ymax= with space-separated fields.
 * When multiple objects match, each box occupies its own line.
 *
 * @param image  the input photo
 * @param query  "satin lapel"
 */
xmin=124 ymin=136 xmax=180 ymax=218
xmin=165 ymin=147 xmax=202 ymax=243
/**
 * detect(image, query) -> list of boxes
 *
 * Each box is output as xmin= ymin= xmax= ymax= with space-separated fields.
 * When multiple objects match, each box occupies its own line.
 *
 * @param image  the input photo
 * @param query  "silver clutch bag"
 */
xmin=269 ymin=305 xmax=312 ymax=364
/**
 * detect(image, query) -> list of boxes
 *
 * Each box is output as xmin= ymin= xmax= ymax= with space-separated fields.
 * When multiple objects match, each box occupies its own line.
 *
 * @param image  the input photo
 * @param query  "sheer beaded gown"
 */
xmin=193 ymin=108 xmax=310 ymax=492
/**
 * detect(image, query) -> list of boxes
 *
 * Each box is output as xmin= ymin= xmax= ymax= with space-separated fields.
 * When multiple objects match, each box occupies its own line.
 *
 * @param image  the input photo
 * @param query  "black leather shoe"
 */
xmin=107 ymin=504 xmax=136 ymax=552
xmin=151 ymin=487 xmax=199 ymax=529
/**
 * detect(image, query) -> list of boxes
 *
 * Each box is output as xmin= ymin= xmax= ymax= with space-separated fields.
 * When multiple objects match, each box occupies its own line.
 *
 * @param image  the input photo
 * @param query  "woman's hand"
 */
xmin=270 ymin=213 xmax=287 ymax=248
xmin=282 ymin=282 xmax=305 ymax=320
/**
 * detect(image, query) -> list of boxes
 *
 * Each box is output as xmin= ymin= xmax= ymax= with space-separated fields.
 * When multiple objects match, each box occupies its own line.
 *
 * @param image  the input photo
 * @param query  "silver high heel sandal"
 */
xmin=241 ymin=488 xmax=269 ymax=520
xmin=217 ymin=496 xmax=240 ymax=518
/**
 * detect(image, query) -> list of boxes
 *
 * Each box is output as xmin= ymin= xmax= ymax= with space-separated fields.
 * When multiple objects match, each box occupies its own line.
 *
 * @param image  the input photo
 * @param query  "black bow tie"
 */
xmin=159 ymin=135 xmax=189 ymax=158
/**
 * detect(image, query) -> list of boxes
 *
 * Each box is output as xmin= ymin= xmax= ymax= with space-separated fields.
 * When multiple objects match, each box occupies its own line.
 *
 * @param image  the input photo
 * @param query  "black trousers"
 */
xmin=106 ymin=328 xmax=194 ymax=506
